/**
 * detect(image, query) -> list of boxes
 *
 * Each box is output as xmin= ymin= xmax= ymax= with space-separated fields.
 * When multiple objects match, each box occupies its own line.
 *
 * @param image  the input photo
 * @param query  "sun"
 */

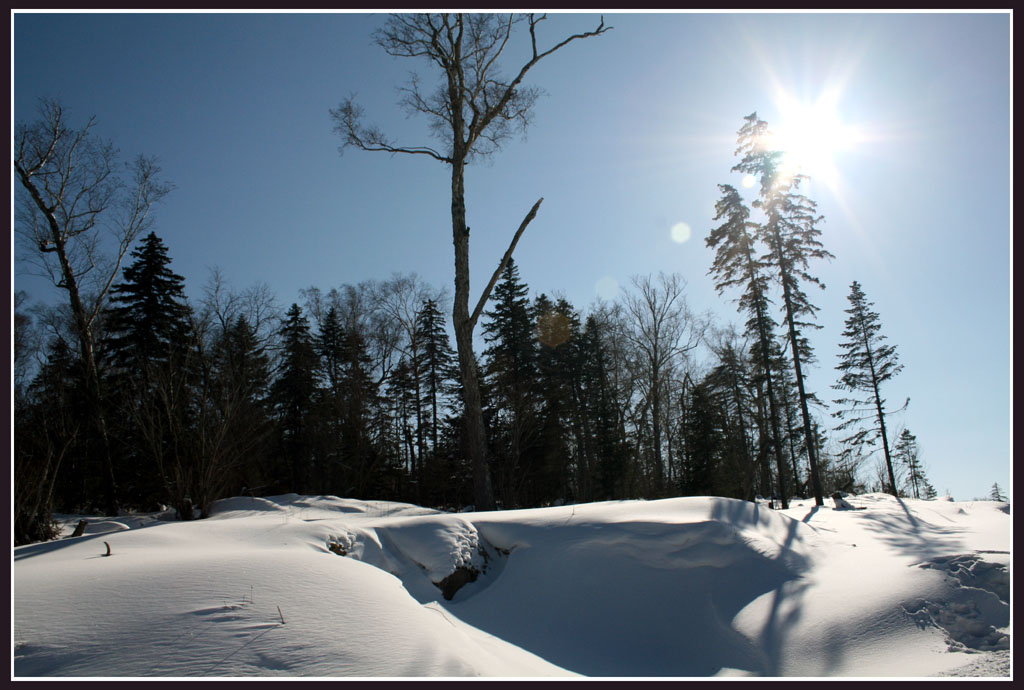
xmin=767 ymin=89 xmax=860 ymax=188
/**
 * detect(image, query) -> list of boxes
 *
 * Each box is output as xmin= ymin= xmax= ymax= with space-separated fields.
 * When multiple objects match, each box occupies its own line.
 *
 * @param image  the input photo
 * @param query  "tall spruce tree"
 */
xmin=105 ymin=232 xmax=193 ymax=377
xmin=704 ymin=332 xmax=757 ymax=500
xmin=707 ymin=184 xmax=791 ymax=506
xmin=339 ymin=328 xmax=383 ymax=497
xmin=415 ymin=298 xmax=458 ymax=457
xmin=211 ymin=315 xmax=273 ymax=494
xmin=482 ymin=259 xmax=539 ymax=507
xmin=104 ymin=232 xmax=194 ymax=509
xmin=580 ymin=314 xmax=629 ymax=501
xmin=832 ymin=281 xmax=906 ymax=496
xmin=731 ymin=113 xmax=834 ymax=507
xmin=270 ymin=304 xmax=320 ymax=493
xmin=680 ymin=379 xmax=723 ymax=498
xmin=532 ymin=294 xmax=579 ymax=505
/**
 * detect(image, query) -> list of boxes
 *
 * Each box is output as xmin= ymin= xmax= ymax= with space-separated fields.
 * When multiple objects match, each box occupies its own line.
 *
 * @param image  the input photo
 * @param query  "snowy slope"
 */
xmin=12 ymin=493 xmax=1010 ymax=678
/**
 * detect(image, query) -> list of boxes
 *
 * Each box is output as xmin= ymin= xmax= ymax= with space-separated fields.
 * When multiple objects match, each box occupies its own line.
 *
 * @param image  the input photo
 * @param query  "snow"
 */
xmin=12 ymin=493 xmax=1011 ymax=678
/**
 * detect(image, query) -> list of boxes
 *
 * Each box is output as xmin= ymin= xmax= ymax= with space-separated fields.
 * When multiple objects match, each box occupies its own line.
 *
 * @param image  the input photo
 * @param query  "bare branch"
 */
xmin=329 ymin=97 xmax=452 ymax=163
xmin=469 ymin=197 xmax=543 ymax=330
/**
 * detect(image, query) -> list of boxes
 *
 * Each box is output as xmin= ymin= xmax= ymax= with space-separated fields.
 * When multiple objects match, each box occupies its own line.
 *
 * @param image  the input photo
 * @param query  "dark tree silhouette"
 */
xmin=332 ymin=13 xmax=610 ymax=510
xmin=731 ymin=113 xmax=834 ymax=507
xmin=833 ymin=281 xmax=906 ymax=496
xmin=14 ymin=99 xmax=171 ymax=515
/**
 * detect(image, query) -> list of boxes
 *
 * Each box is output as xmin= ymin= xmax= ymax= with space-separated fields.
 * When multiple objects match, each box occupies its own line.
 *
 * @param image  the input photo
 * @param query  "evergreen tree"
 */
xmin=387 ymin=357 xmax=419 ymax=479
xmin=706 ymin=183 xmax=791 ymax=506
xmin=339 ymin=328 xmax=384 ymax=497
xmin=317 ymin=306 xmax=348 ymax=493
xmin=103 ymin=231 xmax=194 ymax=509
xmin=482 ymin=259 xmax=538 ymax=507
xmin=531 ymin=295 xmax=580 ymax=505
xmin=732 ymin=113 xmax=833 ymax=507
xmin=105 ymin=232 xmax=193 ymax=377
xmin=990 ymin=482 xmax=1006 ymax=502
xmin=210 ymin=315 xmax=273 ymax=494
xmin=319 ymin=306 xmax=346 ymax=393
xmin=893 ymin=429 xmax=928 ymax=499
xmin=415 ymin=298 xmax=458 ymax=457
xmin=703 ymin=333 xmax=757 ymax=500
xmin=15 ymin=337 xmax=82 ymax=544
xmin=833 ymin=281 xmax=906 ymax=496
xmin=680 ymin=379 xmax=723 ymax=497
xmin=580 ymin=314 xmax=629 ymax=501
xmin=270 ymin=304 xmax=320 ymax=493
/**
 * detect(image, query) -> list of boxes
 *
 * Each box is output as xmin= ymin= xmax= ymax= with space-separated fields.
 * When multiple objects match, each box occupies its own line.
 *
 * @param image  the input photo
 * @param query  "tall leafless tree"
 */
xmin=621 ymin=273 xmax=705 ymax=496
xmin=14 ymin=98 xmax=172 ymax=515
xmin=332 ymin=13 xmax=610 ymax=509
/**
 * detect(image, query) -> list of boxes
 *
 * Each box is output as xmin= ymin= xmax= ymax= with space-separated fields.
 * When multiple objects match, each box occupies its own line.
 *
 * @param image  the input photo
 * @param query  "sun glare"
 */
xmin=768 ymin=89 xmax=860 ymax=187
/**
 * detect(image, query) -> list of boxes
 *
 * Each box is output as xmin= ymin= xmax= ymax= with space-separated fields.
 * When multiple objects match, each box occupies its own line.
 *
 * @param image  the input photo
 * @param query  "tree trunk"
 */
xmin=778 ymin=270 xmax=825 ymax=506
xmin=450 ymin=160 xmax=496 ymax=511
xmin=53 ymin=235 xmax=119 ymax=517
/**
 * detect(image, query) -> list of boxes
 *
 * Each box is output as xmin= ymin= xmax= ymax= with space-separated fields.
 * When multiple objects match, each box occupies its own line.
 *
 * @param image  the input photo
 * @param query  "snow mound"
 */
xmin=208 ymin=496 xmax=289 ymax=517
xmin=14 ymin=493 xmax=1010 ymax=678
xmin=77 ymin=520 xmax=131 ymax=535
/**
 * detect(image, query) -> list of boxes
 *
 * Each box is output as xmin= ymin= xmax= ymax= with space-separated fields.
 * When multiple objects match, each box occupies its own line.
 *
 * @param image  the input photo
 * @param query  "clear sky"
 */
xmin=12 ymin=11 xmax=1011 ymax=502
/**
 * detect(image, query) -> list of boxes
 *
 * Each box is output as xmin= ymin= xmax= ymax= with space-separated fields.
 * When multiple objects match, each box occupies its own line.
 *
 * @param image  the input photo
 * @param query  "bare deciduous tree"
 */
xmin=14 ymin=98 xmax=172 ymax=515
xmin=621 ymin=273 xmax=705 ymax=495
xmin=332 ymin=13 xmax=610 ymax=509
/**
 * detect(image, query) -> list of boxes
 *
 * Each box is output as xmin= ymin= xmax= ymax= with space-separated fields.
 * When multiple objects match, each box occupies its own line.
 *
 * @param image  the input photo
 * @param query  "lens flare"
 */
xmin=536 ymin=310 xmax=571 ymax=348
xmin=670 ymin=222 xmax=692 ymax=243
xmin=595 ymin=276 xmax=619 ymax=300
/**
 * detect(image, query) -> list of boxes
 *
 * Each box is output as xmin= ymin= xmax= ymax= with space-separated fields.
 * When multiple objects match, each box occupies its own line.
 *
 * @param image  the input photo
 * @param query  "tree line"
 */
xmin=15 ymin=14 xmax=945 ymax=545
xmin=13 ymin=225 xmax=933 ymax=545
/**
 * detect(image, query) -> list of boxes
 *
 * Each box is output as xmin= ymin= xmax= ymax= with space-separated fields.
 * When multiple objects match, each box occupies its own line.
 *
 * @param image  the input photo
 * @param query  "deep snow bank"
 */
xmin=13 ymin=493 xmax=1010 ymax=677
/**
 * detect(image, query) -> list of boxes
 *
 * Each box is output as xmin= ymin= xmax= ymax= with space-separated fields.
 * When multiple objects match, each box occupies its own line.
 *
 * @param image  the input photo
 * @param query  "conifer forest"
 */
xmin=14 ymin=14 xmax=963 ymax=546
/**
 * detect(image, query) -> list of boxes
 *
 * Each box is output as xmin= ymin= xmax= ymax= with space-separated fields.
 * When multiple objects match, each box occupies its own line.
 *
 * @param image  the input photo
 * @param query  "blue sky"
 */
xmin=12 ymin=11 xmax=1011 ymax=501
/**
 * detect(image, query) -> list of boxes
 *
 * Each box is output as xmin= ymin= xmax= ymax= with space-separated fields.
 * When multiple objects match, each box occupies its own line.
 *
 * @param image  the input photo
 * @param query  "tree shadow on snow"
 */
xmin=14 ymin=532 xmax=116 ymax=562
xmin=857 ymin=497 xmax=969 ymax=561
xmin=448 ymin=502 xmax=816 ymax=677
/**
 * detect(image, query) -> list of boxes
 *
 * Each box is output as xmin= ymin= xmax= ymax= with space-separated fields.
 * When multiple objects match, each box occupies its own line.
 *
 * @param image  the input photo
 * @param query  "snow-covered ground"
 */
xmin=12 ymin=493 xmax=1011 ymax=678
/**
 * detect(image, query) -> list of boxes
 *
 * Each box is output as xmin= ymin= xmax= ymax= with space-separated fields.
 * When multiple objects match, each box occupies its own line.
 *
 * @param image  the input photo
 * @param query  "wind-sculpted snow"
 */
xmin=14 ymin=493 xmax=1010 ymax=677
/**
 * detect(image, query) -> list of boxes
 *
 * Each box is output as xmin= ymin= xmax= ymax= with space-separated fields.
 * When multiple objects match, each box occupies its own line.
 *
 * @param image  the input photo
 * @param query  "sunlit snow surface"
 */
xmin=13 ymin=493 xmax=1010 ymax=678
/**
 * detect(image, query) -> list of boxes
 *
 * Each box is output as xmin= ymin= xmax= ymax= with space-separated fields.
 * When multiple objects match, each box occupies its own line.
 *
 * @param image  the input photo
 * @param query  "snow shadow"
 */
xmin=14 ymin=532 xmax=115 ymax=562
xmin=446 ymin=513 xmax=811 ymax=677
xmin=857 ymin=497 xmax=970 ymax=561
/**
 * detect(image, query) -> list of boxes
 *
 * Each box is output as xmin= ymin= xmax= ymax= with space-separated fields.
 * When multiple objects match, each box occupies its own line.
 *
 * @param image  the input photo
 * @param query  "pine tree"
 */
xmin=531 ymin=295 xmax=580 ymax=505
xmin=680 ymin=379 xmax=723 ymax=498
xmin=105 ymin=232 xmax=193 ymax=377
xmin=893 ymin=429 xmax=928 ymax=499
xmin=990 ymin=482 xmax=1006 ymax=502
xmin=415 ymin=298 xmax=458 ymax=458
xmin=210 ymin=315 xmax=273 ymax=493
xmin=833 ymin=281 xmax=906 ymax=496
xmin=704 ymin=333 xmax=757 ymax=500
xmin=732 ymin=112 xmax=833 ymax=507
xmin=104 ymin=232 xmax=194 ymax=509
xmin=15 ymin=337 xmax=81 ymax=543
xmin=580 ymin=314 xmax=629 ymax=501
xmin=706 ymin=183 xmax=791 ymax=506
xmin=270 ymin=304 xmax=320 ymax=493
xmin=482 ymin=259 xmax=538 ymax=507
xmin=339 ymin=328 xmax=383 ymax=497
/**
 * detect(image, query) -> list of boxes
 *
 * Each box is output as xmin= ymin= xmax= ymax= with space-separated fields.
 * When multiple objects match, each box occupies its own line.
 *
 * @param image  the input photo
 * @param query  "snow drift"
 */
xmin=13 ymin=493 xmax=1010 ymax=677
